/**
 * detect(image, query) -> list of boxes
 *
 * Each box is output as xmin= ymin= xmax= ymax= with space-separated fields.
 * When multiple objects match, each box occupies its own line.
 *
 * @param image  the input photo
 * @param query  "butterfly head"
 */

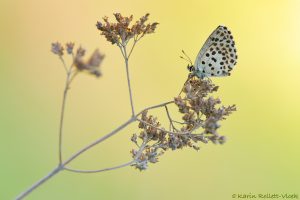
xmin=187 ymin=64 xmax=195 ymax=72
xmin=187 ymin=65 xmax=202 ymax=79
xmin=181 ymin=50 xmax=196 ymax=77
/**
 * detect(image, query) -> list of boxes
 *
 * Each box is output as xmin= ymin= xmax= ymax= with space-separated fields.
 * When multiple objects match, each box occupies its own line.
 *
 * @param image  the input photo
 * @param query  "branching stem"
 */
xmin=16 ymin=166 xmax=62 ymax=200
xmin=58 ymin=58 xmax=75 ymax=165
xmin=63 ymin=139 xmax=148 ymax=174
xmin=165 ymin=105 xmax=178 ymax=131
xmin=16 ymin=31 xmax=174 ymax=199
xmin=16 ymin=100 xmax=173 ymax=199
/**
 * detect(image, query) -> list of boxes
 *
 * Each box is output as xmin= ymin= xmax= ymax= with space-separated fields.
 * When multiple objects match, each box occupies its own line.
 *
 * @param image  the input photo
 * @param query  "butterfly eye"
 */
xmin=187 ymin=65 xmax=194 ymax=72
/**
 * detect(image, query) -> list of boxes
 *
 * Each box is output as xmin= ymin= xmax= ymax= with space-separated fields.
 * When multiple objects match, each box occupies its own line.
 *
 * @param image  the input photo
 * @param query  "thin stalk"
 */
xmin=64 ymin=161 xmax=134 ymax=173
xmin=15 ymin=100 xmax=173 ymax=199
xmin=128 ymin=39 xmax=137 ymax=59
xmin=63 ymin=101 xmax=173 ymax=166
xmin=123 ymin=46 xmax=135 ymax=117
xmin=62 ymin=118 xmax=135 ymax=166
xmin=128 ymin=35 xmax=143 ymax=59
xmin=59 ymin=56 xmax=68 ymax=73
xmin=136 ymin=118 xmax=179 ymax=135
xmin=178 ymin=76 xmax=190 ymax=96
xmin=15 ymin=166 xmax=63 ymax=200
xmin=58 ymin=72 xmax=71 ymax=164
xmin=137 ymin=101 xmax=174 ymax=116
xmin=15 ymin=118 xmax=134 ymax=200
xmin=117 ymin=43 xmax=126 ymax=59
xmin=172 ymin=120 xmax=188 ymax=125
xmin=165 ymin=105 xmax=178 ymax=131
xmin=63 ymin=141 xmax=148 ymax=174
xmin=136 ymin=118 xmax=200 ymax=136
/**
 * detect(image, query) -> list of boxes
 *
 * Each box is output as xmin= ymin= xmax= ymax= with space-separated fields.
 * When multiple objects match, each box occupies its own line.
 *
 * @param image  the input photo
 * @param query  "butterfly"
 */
xmin=183 ymin=25 xmax=237 ymax=79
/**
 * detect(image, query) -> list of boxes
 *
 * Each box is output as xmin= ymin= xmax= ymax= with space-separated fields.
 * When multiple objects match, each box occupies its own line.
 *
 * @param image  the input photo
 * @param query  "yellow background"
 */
xmin=1 ymin=0 xmax=300 ymax=199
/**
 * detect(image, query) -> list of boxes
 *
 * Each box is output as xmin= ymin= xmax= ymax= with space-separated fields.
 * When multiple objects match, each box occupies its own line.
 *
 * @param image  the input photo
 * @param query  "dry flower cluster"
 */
xmin=16 ymin=13 xmax=236 ymax=199
xmin=51 ymin=42 xmax=105 ymax=77
xmin=131 ymin=78 xmax=236 ymax=170
xmin=96 ymin=13 xmax=158 ymax=46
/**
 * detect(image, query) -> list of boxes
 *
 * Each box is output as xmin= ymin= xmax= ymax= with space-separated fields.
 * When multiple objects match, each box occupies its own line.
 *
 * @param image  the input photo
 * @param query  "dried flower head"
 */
xmin=51 ymin=42 xmax=64 ymax=56
xmin=131 ymin=77 xmax=236 ymax=170
xmin=51 ymin=42 xmax=105 ymax=78
xmin=74 ymin=48 xmax=105 ymax=77
xmin=65 ymin=42 xmax=75 ymax=54
xmin=175 ymin=78 xmax=236 ymax=137
xmin=76 ymin=46 xmax=86 ymax=57
xmin=96 ymin=13 xmax=158 ymax=45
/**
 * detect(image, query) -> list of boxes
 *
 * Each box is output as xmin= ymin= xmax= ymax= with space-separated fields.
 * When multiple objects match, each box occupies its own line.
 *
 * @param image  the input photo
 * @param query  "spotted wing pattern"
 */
xmin=194 ymin=26 xmax=237 ymax=78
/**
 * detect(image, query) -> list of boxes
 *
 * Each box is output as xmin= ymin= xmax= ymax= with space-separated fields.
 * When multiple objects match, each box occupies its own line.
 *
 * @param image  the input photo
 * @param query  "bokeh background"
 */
xmin=1 ymin=0 xmax=300 ymax=199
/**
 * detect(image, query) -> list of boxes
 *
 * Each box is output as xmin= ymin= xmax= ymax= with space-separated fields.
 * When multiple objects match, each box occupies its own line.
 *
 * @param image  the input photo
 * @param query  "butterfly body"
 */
xmin=189 ymin=25 xmax=238 ymax=79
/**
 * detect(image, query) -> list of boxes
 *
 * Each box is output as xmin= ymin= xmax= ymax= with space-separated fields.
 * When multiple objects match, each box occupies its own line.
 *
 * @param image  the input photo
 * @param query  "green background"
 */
xmin=1 ymin=0 xmax=299 ymax=199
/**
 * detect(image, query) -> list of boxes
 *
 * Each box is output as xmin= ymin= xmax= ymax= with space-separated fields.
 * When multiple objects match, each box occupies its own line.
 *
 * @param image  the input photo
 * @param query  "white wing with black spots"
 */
xmin=193 ymin=26 xmax=238 ymax=78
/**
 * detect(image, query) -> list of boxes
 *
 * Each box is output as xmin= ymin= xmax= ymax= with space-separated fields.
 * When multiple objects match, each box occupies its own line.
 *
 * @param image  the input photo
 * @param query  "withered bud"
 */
xmin=96 ymin=21 xmax=103 ymax=29
xmin=76 ymin=46 xmax=86 ymax=58
xmin=51 ymin=42 xmax=64 ymax=56
xmin=74 ymin=47 xmax=105 ymax=78
xmin=65 ymin=42 xmax=75 ymax=54
xmin=88 ymin=49 xmax=105 ymax=67
xmin=218 ymin=136 xmax=227 ymax=144
xmin=192 ymin=145 xmax=200 ymax=151
xmin=131 ymin=134 xmax=138 ymax=144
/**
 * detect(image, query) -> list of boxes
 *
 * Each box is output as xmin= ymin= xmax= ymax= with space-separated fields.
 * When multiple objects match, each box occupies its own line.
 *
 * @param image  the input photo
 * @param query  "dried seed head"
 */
xmin=51 ymin=42 xmax=64 ymax=56
xmin=218 ymin=136 xmax=227 ymax=144
xmin=74 ymin=48 xmax=105 ymax=78
xmin=131 ymin=77 xmax=236 ymax=170
xmin=76 ymin=46 xmax=86 ymax=58
xmin=65 ymin=42 xmax=75 ymax=54
xmin=96 ymin=13 xmax=158 ymax=45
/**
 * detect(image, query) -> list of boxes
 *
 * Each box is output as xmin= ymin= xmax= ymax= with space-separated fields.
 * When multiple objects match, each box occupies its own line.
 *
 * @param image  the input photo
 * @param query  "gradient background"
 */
xmin=1 ymin=0 xmax=300 ymax=199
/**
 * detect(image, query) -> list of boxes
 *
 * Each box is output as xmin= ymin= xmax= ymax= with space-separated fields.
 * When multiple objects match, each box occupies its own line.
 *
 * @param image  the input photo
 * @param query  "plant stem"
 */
xmin=15 ymin=166 xmax=63 ymax=200
xmin=123 ymin=46 xmax=135 ymax=117
xmin=172 ymin=120 xmax=188 ymax=125
xmin=62 ymin=118 xmax=135 ymax=166
xmin=62 ymin=138 xmax=148 ymax=174
xmin=62 ymin=101 xmax=174 ymax=166
xmin=58 ymin=72 xmax=71 ymax=164
xmin=15 ymin=119 xmax=133 ymax=200
xmin=128 ymin=39 xmax=137 ymax=59
xmin=136 ymin=118 xmax=180 ymax=135
xmin=178 ymin=76 xmax=190 ymax=96
xmin=137 ymin=101 xmax=174 ymax=116
xmin=59 ymin=56 xmax=68 ymax=73
xmin=63 ymin=161 xmax=134 ymax=173
xmin=15 ymin=100 xmax=173 ymax=199
xmin=165 ymin=105 xmax=178 ymax=131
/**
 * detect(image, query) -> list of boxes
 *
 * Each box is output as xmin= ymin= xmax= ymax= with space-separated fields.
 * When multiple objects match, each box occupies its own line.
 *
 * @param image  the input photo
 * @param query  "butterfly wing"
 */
xmin=194 ymin=26 xmax=222 ymax=67
xmin=194 ymin=25 xmax=237 ymax=78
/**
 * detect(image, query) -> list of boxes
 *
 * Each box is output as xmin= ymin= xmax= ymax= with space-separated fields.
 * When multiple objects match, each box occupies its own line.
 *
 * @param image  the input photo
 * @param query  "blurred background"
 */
xmin=0 ymin=0 xmax=300 ymax=199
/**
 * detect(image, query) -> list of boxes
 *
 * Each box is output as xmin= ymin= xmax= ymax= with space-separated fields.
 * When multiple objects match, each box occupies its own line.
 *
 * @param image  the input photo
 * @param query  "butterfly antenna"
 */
xmin=180 ymin=55 xmax=191 ymax=63
xmin=181 ymin=50 xmax=193 ymax=65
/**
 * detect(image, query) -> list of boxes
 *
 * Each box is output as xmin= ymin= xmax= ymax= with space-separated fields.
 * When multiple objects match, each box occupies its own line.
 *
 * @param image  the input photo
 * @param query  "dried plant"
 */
xmin=16 ymin=13 xmax=236 ymax=199
xmin=131 ymin=78 xmax=236 ymax=170
xmin=96 ymin=13 xmax=158 ymax=116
